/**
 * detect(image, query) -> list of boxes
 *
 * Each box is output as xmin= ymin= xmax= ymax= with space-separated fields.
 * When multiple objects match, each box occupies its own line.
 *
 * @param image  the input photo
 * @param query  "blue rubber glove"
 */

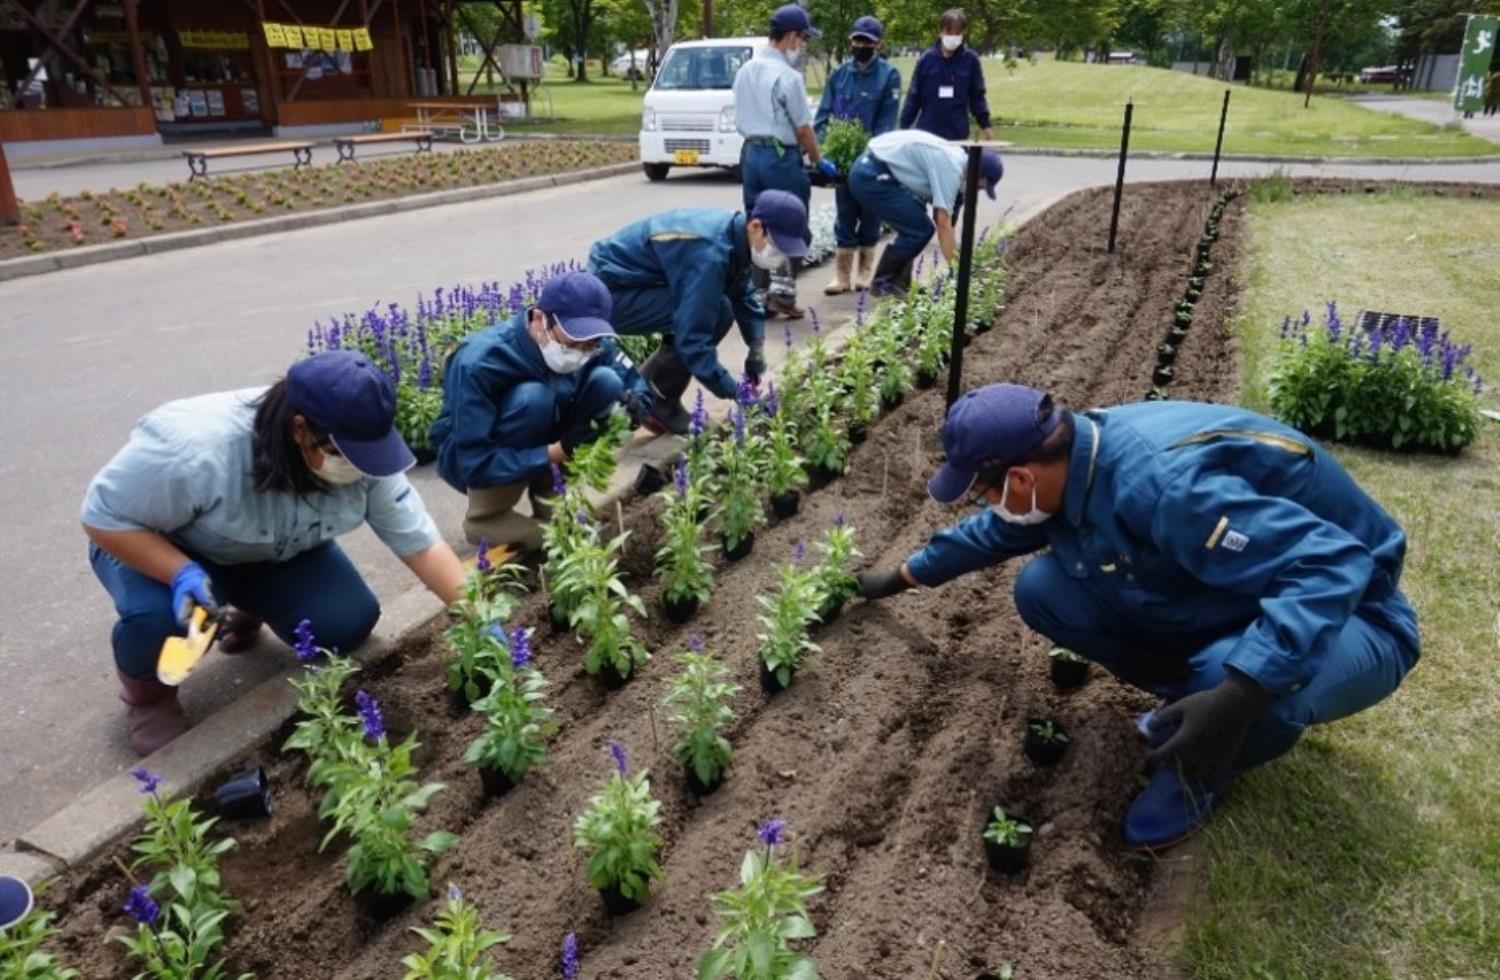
xmin=817 ymin=158 xmax=838 ymax=179
xmin=169 ymin=561 xmax=217 ymax=628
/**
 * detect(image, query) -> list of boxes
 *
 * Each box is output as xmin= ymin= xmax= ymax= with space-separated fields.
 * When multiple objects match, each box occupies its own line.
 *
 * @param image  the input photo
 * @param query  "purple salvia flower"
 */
xmin=690 ymin=390 xmax=709 ymax=438
xmin=688 ymin=634 xmax=705 ymax=653
xmin=856 ymin=287 xmax=868 ymax=326
xmin=448 ymin=882 xmax=463 ymax=902
xmin=757 ymin=818 xmax=786 ymax=847
xmin=1390 ymin=316 xmax=1411 ymax=351
xmin=1279 ymin=315 xmax=1291 ymax=341
xmin=551 ymin=463 xmax=566 ymax=497
xmin=1325 ymin=301 xmax=1342 ymax=341
xmin=562 ymin=932 xmax=580 ymax=980
xmin=607 ymin=740 xmax=628 ymax=775
xmin=737 ymin=374 xmax=758 ymax=406
xmin=792 ymin=539 xmax=806 ymax=563
xmin=809 ymin=307 xmax=822 ymax=335
xmin=675 ymin=457 xmax=689 ymax=497
xmin=293 ymin=619 xmax=318 ymax=663
xmin=784 ymin=323 xmax=795 ymax=349
xmin=476 ymin=540 xmax=492 ymax=573
xmin=130 ymin=767 xmax=161 ymax=797
xmin=123 ymin=884 xmax=160 ymax=927
xmin=509 ymin=627 xmax=533 ymax=671
xmin=732 ymin=405 xmax=747 ymax=445
xmin=763 ymin=382 xmax=780 ymax=418
xmin=834 ymin=511 xmax=846 ymax=528
xmin=354 ymin=690 xmax=386 ymax=742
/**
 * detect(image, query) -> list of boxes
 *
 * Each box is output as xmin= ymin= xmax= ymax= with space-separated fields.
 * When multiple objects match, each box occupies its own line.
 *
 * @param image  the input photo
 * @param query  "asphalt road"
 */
xmin=2 ymin=152 xmax=1497 ymax=846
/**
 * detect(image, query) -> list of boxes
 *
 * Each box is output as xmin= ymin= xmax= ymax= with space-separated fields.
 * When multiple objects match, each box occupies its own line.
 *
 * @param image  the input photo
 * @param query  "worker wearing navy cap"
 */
xmin=83 ymin=350 xmax=467 ymax=754
xmin=588 ymin=191 xmax=807 ymax=434
xmin=733 ymin=3 xmax=837 ymax=319
xmin=430 ymin=271 xmax=653 ymax=551
xmin=847 ymin=128 xmax=1002 ymax=294
xmin=856 ymin=384 xmax=1420 ymax=851
xmin=814 ymin=14 xmax=903 ymax=294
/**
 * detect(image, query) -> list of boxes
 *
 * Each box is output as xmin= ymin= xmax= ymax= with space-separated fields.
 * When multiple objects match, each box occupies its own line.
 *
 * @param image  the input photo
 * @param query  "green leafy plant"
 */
xmin=801 ymin=405 xmax=851 ymax=478
xmin=810 ymin=518 xmax=861 ymax=621
xmin=465 ymin=627 xmax=555 ymax=785
xmin=711 ymin=404 xmax=766 ymax=553
xmin=662 ymin=637 xmax=741 ymax=789
xmin=401 ymin=884 xmax=512 ymax=980
xmin=654 ymin=458 xmax=716 ymax=610
xmin=555 ymin=532 xmax=650 ymax=680
xmin=698 ymin=819 xmax=823 ymax=980
xmin=443 ymin=542 xmax=527 ymax=703
xmin=0 ymin=892 xmax=78 ymax=979
xmin=573 ymin=742 xmax=664 ymax=904
xmin=819 ymin=116 xmax=870 ymax=175
xmin=1028 ymin=720 xmax=1071 ymax=746
xmin=835 ymin=340 xmax=880 ymax=429
xmin=565 ymin=410 xmax=631 ymax=493
xmin=761 ymin=384 xmax=809 ymax=500
xmin=283 ymin=636 xmax=366 ymax=811
xmin=983 ymin=807 xmax=1033 ymax=849
xmin=1050 ymin=646 xmax=1086 ymax=664
xmin=757 ymin=545 xmax=823 ymax=689
xmin=540 ymin=465 xmax=597 ymax=626
xmin=118 ymin=883 xmax=248 ymax=980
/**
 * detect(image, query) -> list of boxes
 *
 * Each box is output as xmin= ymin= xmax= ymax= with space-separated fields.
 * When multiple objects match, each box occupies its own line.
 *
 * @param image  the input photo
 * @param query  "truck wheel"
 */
xmin=643 ymin=163 xmax=671 ymax=182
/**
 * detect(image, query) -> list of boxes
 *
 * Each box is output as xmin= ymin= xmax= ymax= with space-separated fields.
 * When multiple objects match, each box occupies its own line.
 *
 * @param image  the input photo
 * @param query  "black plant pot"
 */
xmin=213 ymin=767 xmax=272 ymax=820
xmin=478 ymin=765 xmax=515 ymax=799
xmin=814 ymin=595 xmax=845 ymax=626
xmin=770 ymin=491 xmax=801 ymax=519
xmin=1156 ymin=343 xmax=1178 ymax=366
xmin=915 ymin=367 xmax=938 ymax=389
xmin=1176 ymin=299 xmax=1195 ymax=314
xmin=356 ymin=888 xmax=415 ymax=922
xmin=848 ymin=423 xmax=869 ymax=444
xmin=1188 ymin=276 xmax=1205 ymax=291
xmin=1167 ymin=325 xmax=1189 ymax=344
xmin=1196 ymin=242 xmax=1213 ymax=259
xmin=760 ymin=659 xmax=793 ymax=695
xmin=408 ymin=444 xmax=436 ymax=466
xmin=634 ymin=462 xmax=668 ymax=497
xmin=722 ymin=533 xmax=754 ymax=562
xmin=661 ymin=593 xmax=700 ymax=624
xmin=984 ymin=838 xmax=1029 ymax=875
xmin=818 ymin=461 xmax=844 ymax=482
xmin=973 ymin=319 xmax=994 ymax=334
xmin=1024 ymin=719 xmax=1070 ymax=767
xmin=1049 ymin=656 xmax=1090 ymax=690
xmin=1198 ymin=261 xmax=1215 ymax=275
xmin=881 ymin=391 xmax=905 ymax=412
xmin=1153 ymin=365 xmax=1175 ymax=386
xmin=599 ymin=884 xmax=644 ymax=916
xmin=598 ymin=661 xmax=632 ymax=691
xmin=1144 ymin=387 xmax=1167 ymax=402
xmin=549 ymin=603 xmax=570 ymax=634
xmin=1174 ymin=312 xmax=1192 ymax=327
xmin=1185 ymin=285 xmax=1203 ymax=302
xmin=685 ymin=766 xmax=724 ymax=797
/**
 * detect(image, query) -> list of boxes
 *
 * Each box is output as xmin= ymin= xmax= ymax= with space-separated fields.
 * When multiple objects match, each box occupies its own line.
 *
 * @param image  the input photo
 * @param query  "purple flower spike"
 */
xmin=607 ymin=740 xmax=628 ymax=776
xmin=690 ymin=390 xmax=709 ymax=438
xmin=562 ymin=932 xmax=580 ymax=980
xmin=757 ymin=818 xmax=787 ymax=848
xmin=476 ymin=540 xmax=492 ymax=574
xmin=736 ymin=374 xmax=758 ymax=407
xmin=509 ymin=627 xmax=533 ymax=671
xmin=123 ymin=884 xmax=160 ymax=927
xmin=688 ymin=634 xmax=705 ymax=653
xmin=784 ymin=323 xmax=795 ymax=349
xmin=448 ymin=882 xmax=463 ymax=902
xmin=834 ymin=511 xmax=846 ymax=528
xmin=354 ymin=690 xmax=386 ymax=742
xmin=675 ymin=457 xmax=689 ymax=497
xmin=809 ymin=307 xmax=822 ymax=335
xmin=551 ymin=463 xmax=567 ymax=497
xmin=130 ymin=767 xmax=161 ymax=797
xmin=293 ymin=619 xmax=318 ymax=663
xmin=792 ymin=540 xmax=806 ymax=563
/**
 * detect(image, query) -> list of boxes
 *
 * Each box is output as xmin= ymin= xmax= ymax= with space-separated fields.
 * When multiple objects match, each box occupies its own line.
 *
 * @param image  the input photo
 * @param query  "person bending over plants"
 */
xmin=856 ymin=383 xmax=1420 ymax=852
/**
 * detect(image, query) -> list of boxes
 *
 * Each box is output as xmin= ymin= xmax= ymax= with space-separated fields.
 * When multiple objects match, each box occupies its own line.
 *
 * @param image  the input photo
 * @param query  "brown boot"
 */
xmin=823 ymin=248 xmax=855 ymax=295
xmin=855 ymin=247 xmax=878 ymax=290
xmin=216 ymin=608 xmax=263 ymax=654
xmin=117 ymin=671 xmax=190 ymax=756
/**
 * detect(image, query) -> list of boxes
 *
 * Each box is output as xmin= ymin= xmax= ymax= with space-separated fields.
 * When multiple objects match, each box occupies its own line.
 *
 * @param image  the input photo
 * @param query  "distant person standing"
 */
xmin=733 ymin=3 xmax=838 ymax=319
xmin=900 ymin=8 xmax=993 ymax=142
xmin=814 ymin=14 xmax=903 ymax=294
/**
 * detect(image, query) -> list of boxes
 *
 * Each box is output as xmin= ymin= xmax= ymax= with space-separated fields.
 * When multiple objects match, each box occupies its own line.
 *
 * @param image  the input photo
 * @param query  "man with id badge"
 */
xmin=900 ymin=8 xmax=993 ymax=142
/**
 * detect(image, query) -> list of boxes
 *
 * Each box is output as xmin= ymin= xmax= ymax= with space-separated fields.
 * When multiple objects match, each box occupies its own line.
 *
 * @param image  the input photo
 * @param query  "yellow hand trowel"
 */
xmin=157 ymin=603 xmax=221 ymax=687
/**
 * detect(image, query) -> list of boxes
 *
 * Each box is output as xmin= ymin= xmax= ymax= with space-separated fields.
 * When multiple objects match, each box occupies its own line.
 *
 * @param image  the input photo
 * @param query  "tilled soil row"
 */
xmin=51 ymin=179 xmax=1252 ymax=979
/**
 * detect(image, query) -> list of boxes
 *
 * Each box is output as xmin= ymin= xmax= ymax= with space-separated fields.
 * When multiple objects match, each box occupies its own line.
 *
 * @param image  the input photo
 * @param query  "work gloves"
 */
xmin=170 ymin=561 xmax=217 ymax=628
xmin=856 ymin=568 xmax=912 ymax=601
xmin=618 ymin=390 xmax=651 ymax=429
xmin=816 ymin=158 xmax=838 ymax=179
xmin=744 ymin=343 xmax=767 ymax=384
xmin=1147 ymin=670 xmax=1274 ymax=780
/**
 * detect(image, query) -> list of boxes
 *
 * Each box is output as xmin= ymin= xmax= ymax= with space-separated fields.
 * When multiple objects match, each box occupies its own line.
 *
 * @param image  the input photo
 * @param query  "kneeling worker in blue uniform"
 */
xmin=429 ymin=271 xmax=651 ymax=553
xmin=588 ymin=190 xmax=809 ymax=435
xmin=857 ymin=384 xmax=1420 ymax=850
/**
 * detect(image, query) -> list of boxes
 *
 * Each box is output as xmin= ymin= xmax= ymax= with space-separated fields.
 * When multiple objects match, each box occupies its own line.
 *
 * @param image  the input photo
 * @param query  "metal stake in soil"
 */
xmin=945 ymin=144 xmax=986 ymax=410
xmin=1108 ymin=101 xmax=1134 ymax=254
xmin=927 ymin=939 xmax=946 ymax=979
xmin=1211 ymin=89 xmax=1231 ymax=188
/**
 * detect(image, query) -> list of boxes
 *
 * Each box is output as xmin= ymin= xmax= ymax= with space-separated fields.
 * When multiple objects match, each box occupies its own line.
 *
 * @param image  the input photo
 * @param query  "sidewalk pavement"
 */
xmin=1346 ymin=94 xmax=1500 ymax=145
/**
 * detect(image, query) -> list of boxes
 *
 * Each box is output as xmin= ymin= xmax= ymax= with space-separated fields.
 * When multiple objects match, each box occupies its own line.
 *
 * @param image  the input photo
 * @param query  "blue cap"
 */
xmin=0 ymin=874 xmax=34 ymax=930
xmin=850 ymin=15 xmax=883 ymax=41
xmin=980 ymin=150 xmax=1004 ymax=200
xmin=538 ymin=271 xmax=615 ymax=341
xmin=771 ymin=3 xmax=822 ymax=38
xmin=287 ymin=350 xmax=414 ymax=478
xmin=750 ymin=189 xmax=810 ymax=258
xmin=928 ymin=383 xmax=1062 ymax=504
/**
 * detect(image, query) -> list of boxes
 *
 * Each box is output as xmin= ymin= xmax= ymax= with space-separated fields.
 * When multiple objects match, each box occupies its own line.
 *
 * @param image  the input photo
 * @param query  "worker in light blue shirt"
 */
xmin=82 ymin=351 xmax=467 ymax=755
xmin=814 ymin=14 xmax=902 ymax=294
xmin=900 ymin=8 xmax=993 ymax=141
xmin=733 ymin=3 xmax=837 ymax=319
xmin=429 ymin=272 xmax=652 ymax=552
xmin=856 ymin=384 xmax=1419 ymax=852
xmin=847 ymin=128 xmax=1002 ymax=294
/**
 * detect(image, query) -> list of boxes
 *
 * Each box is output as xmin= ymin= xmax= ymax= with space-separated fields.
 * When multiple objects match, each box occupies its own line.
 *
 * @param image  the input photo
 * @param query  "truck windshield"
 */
xmin=653 ymin=46 xmax=754 ymax=90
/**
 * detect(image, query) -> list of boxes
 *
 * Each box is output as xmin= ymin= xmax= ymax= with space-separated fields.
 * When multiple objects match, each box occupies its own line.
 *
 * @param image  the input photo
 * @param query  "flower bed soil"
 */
xmin=2 ymin=140 xmax=638 ymax=260
xmin=46 ymin=180 xmax=1256 ymax=978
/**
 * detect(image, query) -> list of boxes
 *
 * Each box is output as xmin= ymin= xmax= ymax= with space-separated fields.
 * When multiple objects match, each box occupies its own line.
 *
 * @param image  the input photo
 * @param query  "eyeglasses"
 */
xmin=546 ymin=314 xmax=600 ymax=354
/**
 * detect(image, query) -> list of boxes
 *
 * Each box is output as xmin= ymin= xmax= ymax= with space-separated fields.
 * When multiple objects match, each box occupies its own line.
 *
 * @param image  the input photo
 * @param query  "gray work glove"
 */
xmin=857 ymin=568 xmax=912 ymax=601
xmin=1147 ymin=671 xmax=1274 ymax=779
xmin=744 ymin=343 xmax=767 ymax=383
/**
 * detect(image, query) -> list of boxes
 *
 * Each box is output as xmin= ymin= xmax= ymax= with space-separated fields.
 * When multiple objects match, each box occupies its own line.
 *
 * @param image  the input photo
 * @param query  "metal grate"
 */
xmin=664 ymin=138 xmax=712 ymax=153
xmin=1355 ymin=309 xmax=1440 ymax=335
xmin=661 ymin=115 xmax=716 ymax=132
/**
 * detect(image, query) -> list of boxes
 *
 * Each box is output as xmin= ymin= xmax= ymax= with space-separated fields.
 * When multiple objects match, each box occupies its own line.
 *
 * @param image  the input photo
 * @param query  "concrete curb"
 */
xmin=0 ymin=161 xmax=640 ymax=284
xmin=999 ymin=145 xmax=1500 ymax=165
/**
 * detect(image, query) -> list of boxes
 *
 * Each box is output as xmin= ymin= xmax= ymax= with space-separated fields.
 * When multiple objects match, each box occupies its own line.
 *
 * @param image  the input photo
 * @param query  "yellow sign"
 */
xmin=352 ymin=27 xmax=373 ymax=51
xmin=277 ymin=24 xmax=301 ymax=48
xmin=336 ymin=29 xmax=353 ymax=51
xmin=178 ymin=30 xmax=250 ymax=50
xmin=260 ymin=22 xmax=374 ymax=52
xmin=317 ymin=28 xmax=336 ymax=51
xmin=262 ymin=22 xmax=285 ymax=47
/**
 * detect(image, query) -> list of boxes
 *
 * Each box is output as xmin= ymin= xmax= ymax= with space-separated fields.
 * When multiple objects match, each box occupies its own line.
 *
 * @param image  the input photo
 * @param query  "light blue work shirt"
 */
xmin=82 ymin=388 xmax=441 ymax=564
xmin=866 ymin=129 xmax=966 ymax=212
xmin=733 ymin=47 xmax=811 ymax=145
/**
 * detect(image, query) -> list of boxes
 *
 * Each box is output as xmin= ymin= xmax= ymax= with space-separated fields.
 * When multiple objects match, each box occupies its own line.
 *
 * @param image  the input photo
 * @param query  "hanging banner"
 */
xmin=262 ymin=22 xmax=286 ymax=47
xmin=336 ymin=29 xmax=354 ymax=51
xmin=1454 ymin=14 xmax=1499 ymax=114
xmin=178 ymin=30 xmax=250 ymax=50
xmin=352 ymin=27 xmax=374 ymax=51
xmin=317 ymin=27 xmax=337 ymax=51
xmin=260 ymin=22 xmax=375 ymax=52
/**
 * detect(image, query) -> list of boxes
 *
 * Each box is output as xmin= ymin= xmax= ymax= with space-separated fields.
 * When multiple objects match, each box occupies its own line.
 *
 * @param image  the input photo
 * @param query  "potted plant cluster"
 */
xmin=698 ymin=819 xmax=823 ymax=980
xmin=1149 ymin=188 xmax=1239 ymax=400
xmin=661 ymin=635 xmax=742 ymax=796
xmin=400 ymin=883 xmax=513 ymax=979
xmin=655 ymin=457 xmax=716 ymax=623
xmin=981 ymin=805 xmax=1033 ymax=875
xmin=1023 ymin=718 xmax=1072 ymax=768
xmin=1048 ymin=646 xmax=1089 ymax=690
xmin=573 ymin=742 xmax=664 ymax=915
xmin=756 ymin=542 xmax=824 ymax=694
xmin=465 ymin=626 xmax=557 ymax=798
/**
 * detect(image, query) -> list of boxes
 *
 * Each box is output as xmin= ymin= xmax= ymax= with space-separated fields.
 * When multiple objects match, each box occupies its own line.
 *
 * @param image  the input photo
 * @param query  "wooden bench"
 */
xmin=334 ymin=130 xmax=434 ymax=163
xmin=183 ymin=140 xmax=314 ymax=180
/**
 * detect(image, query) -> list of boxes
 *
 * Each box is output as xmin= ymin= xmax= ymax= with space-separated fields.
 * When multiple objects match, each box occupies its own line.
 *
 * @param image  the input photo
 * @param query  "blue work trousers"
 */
xmin=833 ymin=184 xmax=882 ymax=249
xmin=609 ymin=286 xmax=735 ymax=403
xmin=509 ymin=364 xmax=623 ymax=450
xmin=1012 ymin=553 xmax=1418 ymax=770
xmin=846 ymin=154 xmax=934 ymax=265
xmin=90 ymin=540 xmax=381 ymax=681
xmin=740 ymin=143 xmax=811 ymax=237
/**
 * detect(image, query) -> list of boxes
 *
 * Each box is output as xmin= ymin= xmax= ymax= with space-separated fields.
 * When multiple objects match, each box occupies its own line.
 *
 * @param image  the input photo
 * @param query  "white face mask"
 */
xmin=752 ymin=237 xmax=785 ymax=271
xmin=941 ymin=34 xmax=964 ymax=51
xmin=542 ymin=338 xmax=592 ymax=374
xmin=991 ymin=478 xmax=1051 ymax=526
xmin=315 ymin=452 xmax=365 ymax=486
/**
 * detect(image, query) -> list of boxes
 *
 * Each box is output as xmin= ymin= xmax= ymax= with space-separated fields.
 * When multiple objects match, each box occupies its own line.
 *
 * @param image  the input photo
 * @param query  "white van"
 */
xmin=638 ymin=36 xmax=765 ymax=181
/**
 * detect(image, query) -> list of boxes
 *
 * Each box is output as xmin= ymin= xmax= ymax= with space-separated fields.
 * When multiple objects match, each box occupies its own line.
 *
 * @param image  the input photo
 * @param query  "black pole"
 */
xmin=1210 ymin=88 xmax=1231 ymax=187
xmin=1107 ymin=101 xmax=1133 ymax=254
xmin=945 ymin=145 xmax=985 ymax=411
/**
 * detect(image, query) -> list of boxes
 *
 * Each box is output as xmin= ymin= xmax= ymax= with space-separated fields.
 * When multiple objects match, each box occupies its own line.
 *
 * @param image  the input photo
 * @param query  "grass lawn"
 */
xmin=1179 ymin=189 xmax=1500 ymax=978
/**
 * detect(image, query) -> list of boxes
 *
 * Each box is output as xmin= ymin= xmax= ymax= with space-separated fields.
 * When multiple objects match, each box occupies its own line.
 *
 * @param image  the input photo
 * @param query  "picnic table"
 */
xmin=407 ymin=102 xmax=505 ymax=144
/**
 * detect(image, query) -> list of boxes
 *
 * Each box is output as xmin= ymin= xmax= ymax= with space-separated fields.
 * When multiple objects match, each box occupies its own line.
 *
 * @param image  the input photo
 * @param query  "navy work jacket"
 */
xmin=899 ymin=42 xmax=991 ymax=140
xmin=814 ymin=56 xmax=902 ymax=138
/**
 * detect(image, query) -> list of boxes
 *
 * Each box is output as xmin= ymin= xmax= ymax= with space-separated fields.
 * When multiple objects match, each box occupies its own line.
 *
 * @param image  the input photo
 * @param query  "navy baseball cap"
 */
xmin=851 ymin=15 xmax=883 ymax=41
xmin=538 ymin=270 xmax=615 ymax=341
xmin=0 ymin=874 xmax=33 ymax=930
xmin=287 ymin=350 xmax=414 ymax=478
xmin=750 ymin=189 xmax=810 ymax=258
xmin=771 ymin=3 xmax=822 ymax=38
xmin=928 ymin=383 xmax=1063 ymax=504
xmin=980 ymin=150 xmax=1004 ymax=200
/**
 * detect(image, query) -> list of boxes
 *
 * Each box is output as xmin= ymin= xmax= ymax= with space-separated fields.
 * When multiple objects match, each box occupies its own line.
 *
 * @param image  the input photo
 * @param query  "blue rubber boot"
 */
xmin=1122 ymin=766 xmax=1234 ymax=852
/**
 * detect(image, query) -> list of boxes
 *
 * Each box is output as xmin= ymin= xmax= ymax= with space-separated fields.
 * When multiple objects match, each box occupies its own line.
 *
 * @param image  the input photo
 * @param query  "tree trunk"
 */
xmin=701 ymin=0 xmax=712 ymax=38
xmin=1303 ymin=0 xmax=1332 ymax=108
